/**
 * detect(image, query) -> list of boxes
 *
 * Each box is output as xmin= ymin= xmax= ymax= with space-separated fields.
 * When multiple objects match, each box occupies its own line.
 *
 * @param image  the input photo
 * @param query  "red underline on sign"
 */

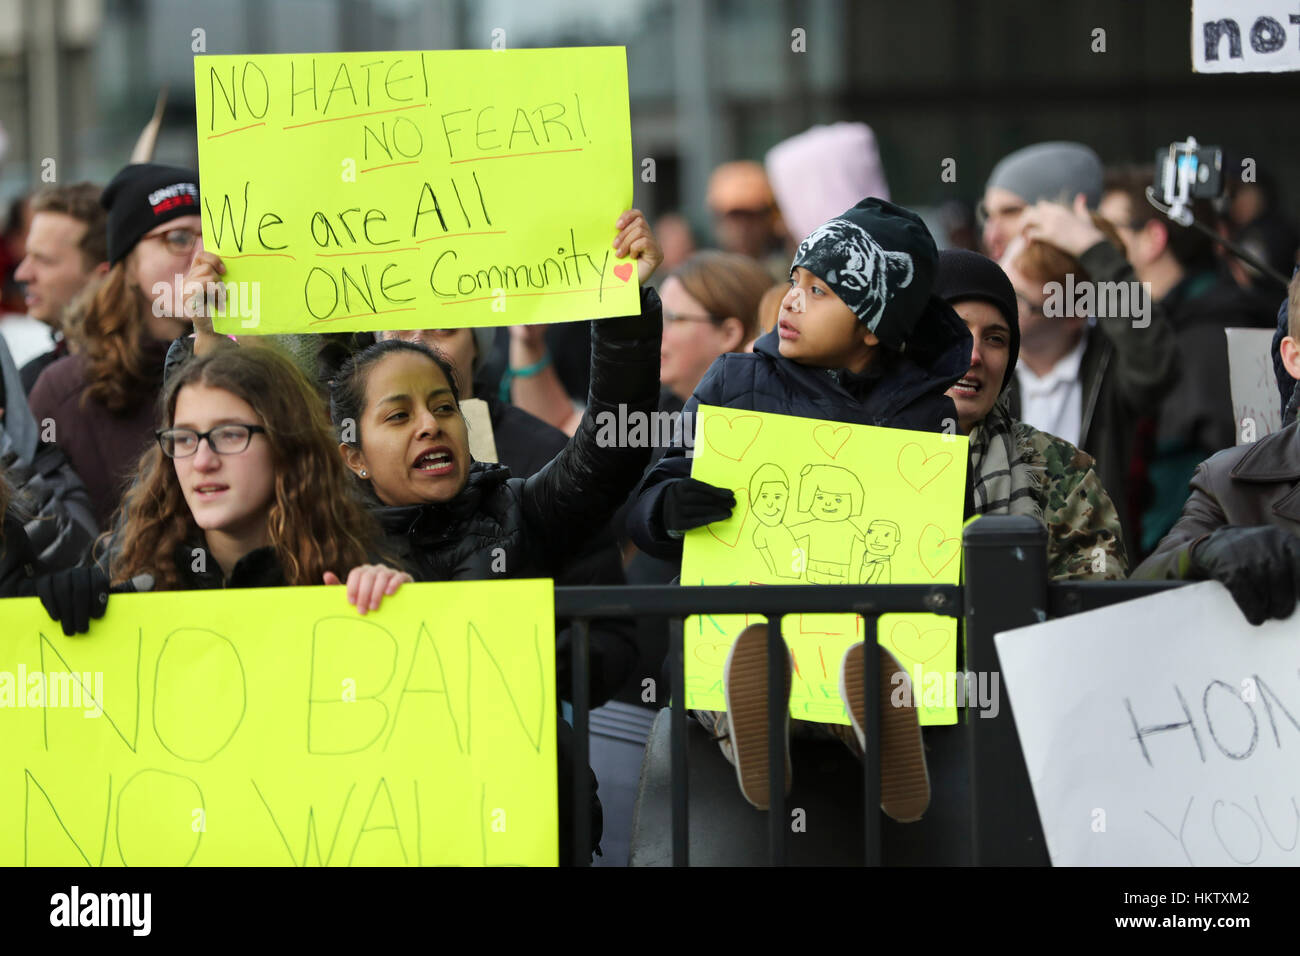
xmin=442 ymin=287 xmax=602 ymax=304
xmin=449 ymin=148 xmax=584 ymax=164
xmin=417 ymin=230 xmax=508 ymax=242
xmin=361 ymin=160 xmax=419 ymax=173
xmin=310 ymin=307 xmax=418 ymax=325
xmin=315 ymin=247 xmax=418 ymax=257
xmin=283 ymin=103 xmax=428 ymax=130
xmin=208 ymin=122 xmax=266 ymax=139
xmin=220 ymin=252 xmax=296 ymax=260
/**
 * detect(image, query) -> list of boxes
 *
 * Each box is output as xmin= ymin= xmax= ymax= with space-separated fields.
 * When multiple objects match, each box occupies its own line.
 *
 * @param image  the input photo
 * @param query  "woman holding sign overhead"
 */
xmin=324 ymin=209 xmax=662 ymax=864
xmin=325 ymin=209 xmax=661 ymax=585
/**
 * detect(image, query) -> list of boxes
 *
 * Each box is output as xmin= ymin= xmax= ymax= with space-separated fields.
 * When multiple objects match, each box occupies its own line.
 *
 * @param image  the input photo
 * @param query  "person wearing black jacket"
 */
xmin=327 ymin=209 xmax=663 ymax=862
xmin=1098 ymin=166 xmax=1277 ymax=555
xmin=626 ymin=198 xmax=969 ymax=822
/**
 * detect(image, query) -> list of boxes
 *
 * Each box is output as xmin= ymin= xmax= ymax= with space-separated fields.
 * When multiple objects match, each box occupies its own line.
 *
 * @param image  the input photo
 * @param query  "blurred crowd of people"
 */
xmin=3 ymin=117 xmax=1299 ymax=860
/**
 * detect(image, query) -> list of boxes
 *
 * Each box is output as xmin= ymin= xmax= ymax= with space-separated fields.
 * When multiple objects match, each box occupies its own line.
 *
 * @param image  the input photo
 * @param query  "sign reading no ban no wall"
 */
xmin=0 ymin=581 xmax=559 ymax=866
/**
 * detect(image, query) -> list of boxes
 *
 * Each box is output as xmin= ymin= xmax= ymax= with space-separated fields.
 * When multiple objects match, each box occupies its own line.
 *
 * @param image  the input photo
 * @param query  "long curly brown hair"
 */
xmin=109 ymin=346 xmax=381 ymax=589
xmin=65 ymin=258 xmax=160 ymax=414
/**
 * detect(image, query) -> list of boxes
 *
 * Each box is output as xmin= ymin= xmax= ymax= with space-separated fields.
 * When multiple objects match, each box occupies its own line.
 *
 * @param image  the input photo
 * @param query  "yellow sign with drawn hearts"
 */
xmin=680 ymin=405 xmax=968 ymax=725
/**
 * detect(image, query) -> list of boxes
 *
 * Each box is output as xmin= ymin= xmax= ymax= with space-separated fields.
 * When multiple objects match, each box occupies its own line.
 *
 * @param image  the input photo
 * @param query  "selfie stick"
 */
xmin=1145 ymin=137 xmax=1289 ymax=289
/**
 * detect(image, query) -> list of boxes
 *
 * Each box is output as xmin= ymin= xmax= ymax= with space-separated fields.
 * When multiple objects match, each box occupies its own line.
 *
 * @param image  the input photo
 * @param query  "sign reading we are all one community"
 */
xmin=193 ymin=48 xmax=639 ymax=334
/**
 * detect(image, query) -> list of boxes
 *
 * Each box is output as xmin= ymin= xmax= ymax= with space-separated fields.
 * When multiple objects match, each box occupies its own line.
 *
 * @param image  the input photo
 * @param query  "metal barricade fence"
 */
xmin=555 ymin=515 xmax=1187 ymax=866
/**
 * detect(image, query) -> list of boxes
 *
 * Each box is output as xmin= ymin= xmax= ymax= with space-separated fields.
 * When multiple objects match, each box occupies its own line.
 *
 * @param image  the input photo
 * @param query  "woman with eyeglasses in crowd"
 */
xmin=24 ymin=344 xmax=409 ymax=633
xmin=28 ymin=164 xmax=207 ymax=526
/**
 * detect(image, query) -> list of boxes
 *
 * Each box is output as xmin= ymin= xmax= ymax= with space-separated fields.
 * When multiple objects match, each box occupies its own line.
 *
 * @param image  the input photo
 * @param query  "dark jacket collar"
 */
xmin=751 ymin=300 xmax=970 ymax=420
xmin=373 ymin=461 xmax=513 ymax=540
xmin=1230 ymin=420 xmax=1300 ymax=483
xmin=175 ymin=540 xmax=286 ymax=588
xmin=1159 ymin=269 xmax=1219 ymax=315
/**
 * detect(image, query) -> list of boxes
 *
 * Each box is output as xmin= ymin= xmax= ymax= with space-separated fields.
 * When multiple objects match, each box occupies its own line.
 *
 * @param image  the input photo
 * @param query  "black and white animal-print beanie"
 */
xmin=789 ymin=197 xmax=938 ymax=350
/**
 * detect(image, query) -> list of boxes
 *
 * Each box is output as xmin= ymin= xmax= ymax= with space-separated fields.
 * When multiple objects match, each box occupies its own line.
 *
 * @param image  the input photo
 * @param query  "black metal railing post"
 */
xmin=554 ymin=584 xmax=961 ymax=867
xmin=766 ymin=614 xmax=786 ymax=866
xmin=962 ymin=515 xmax=1051 ymax=865
xmin=860 ymin=614 xmax=881 ymax=866
xmin=571 ymin=617 xmax=591 ymax=867
xmin=671 ymin=615 xmax=689 ymax=866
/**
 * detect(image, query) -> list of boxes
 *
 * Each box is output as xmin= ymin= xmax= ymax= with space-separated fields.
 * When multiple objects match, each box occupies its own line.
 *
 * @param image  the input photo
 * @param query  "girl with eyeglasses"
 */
xmin=28 ymin=164 xmax=210 ymax=527
xmin=113 ymin=345 xmax=406 ymax=596
xmin=17 ymin=346 xmax=408 ymax=632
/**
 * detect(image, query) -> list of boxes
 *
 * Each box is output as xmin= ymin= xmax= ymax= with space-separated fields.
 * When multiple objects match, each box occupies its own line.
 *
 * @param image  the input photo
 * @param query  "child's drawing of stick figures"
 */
xmin=790 ymin=464 xmax=865 ymax=584
xmin=860 ymin=519 xmax=901 ymax=584
xmin=749 ymin=463 xmax=800 ymax=578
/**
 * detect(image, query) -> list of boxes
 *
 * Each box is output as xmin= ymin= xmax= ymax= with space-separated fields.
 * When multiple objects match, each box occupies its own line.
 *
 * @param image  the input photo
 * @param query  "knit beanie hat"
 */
xmin=789 ymin=197 xmax=938 ymax=350
xmin=984 ymin=141 xmax=1102 ymax=208
xmin=102 ymin=163 xmax=200 ymax=266
xmin=934 ymin=249 xmax=1020 ymax=394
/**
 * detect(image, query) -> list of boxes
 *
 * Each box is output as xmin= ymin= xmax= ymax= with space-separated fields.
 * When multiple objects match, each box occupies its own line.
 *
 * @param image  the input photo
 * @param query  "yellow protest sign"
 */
xmin=680 ymin=405 xmax=968 ymax=726
xmin=192 ymin=48 xmax=638 ymax=334
xmin=0 ymin=580 xmax=557 ymax=866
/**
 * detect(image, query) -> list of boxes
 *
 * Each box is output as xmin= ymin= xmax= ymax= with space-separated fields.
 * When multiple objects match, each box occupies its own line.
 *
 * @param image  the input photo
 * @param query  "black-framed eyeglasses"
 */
xmin=140 ymin=228 xmax=200 ymax=256
xmin=156 ymin=424 xmax=266 ymax=458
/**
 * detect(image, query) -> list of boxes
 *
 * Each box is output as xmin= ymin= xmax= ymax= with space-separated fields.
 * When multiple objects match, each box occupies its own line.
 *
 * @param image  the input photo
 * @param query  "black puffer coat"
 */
xmin=374 ymin=287 xmax=663 ymax=581
xmin=0 ymin=508 xmax=40 ymax=597
xmin=627 ymin=298 xmax=972 ymax=560
xmin=371 ymin=287 xmax=661 ymax=864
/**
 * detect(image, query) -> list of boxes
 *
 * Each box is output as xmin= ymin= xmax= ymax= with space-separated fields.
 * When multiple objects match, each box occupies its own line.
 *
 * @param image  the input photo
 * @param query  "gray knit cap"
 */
xmin=985 ymin=141 xmax=1103 ymax=207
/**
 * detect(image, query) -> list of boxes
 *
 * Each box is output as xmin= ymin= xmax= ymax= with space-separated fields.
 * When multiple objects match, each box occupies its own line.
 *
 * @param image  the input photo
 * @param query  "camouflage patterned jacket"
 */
xmin=1016 ymin=422 xmax=1129 ymax=580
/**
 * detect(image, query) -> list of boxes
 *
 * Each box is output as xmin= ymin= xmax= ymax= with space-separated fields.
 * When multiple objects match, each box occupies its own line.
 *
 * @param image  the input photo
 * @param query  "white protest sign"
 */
xmin=995 ymin=581 xmax=1300 ymax=866
xmin=1226 ymin=327 xmax=1283 ymax=444
xmin=460 ymin=397 xmax=499 ymax=463
xmin=1193 ymin=1 xmax=1300 ymax=73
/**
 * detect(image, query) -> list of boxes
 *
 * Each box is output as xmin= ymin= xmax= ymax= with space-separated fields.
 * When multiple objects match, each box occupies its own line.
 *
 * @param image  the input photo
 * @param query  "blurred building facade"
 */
xmin=2 ymin=0 xmax=1299 ymax=243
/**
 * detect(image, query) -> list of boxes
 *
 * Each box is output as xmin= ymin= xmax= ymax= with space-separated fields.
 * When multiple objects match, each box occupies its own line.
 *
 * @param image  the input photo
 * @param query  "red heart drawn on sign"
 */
xmin=897 ymin=443 xmax=953 ymax=493
xmin=692 ymin=641 xmax=730 ymax=667
xmin=888 ymin=619 xmax=952 ymax=665
xmin=703 ymin=414 xmax=762 ymax=462
xmin=918 ymin=524 xmax=960 ymax=578
xmin=613 ymin=262 xmax=634 ymax=282
xmin=705 ymin=488 xmax=748 ymax=548
xmin=813 ymin=424 xmax=851 ymax=459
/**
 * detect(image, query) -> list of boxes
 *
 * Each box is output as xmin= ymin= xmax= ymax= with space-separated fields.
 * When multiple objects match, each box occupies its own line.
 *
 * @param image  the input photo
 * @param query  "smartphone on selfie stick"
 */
xmin=1146 ymin=137 xmax=1288 ymax=289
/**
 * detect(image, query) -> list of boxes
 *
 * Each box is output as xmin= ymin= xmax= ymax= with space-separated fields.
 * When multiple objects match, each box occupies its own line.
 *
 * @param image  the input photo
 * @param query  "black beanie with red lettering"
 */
xmin=102 ymin=163 xmax=201 ymax=265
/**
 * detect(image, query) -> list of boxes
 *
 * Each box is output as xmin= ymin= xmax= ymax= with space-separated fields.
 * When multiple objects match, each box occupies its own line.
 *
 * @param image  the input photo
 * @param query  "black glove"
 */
xmin=1189 ymin=526 xmax=1300 ymax=626
xmin=660 ymin=478 xmax=736 ymax=536
xmin=36 ymin=567 xmax=110 ymax=636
